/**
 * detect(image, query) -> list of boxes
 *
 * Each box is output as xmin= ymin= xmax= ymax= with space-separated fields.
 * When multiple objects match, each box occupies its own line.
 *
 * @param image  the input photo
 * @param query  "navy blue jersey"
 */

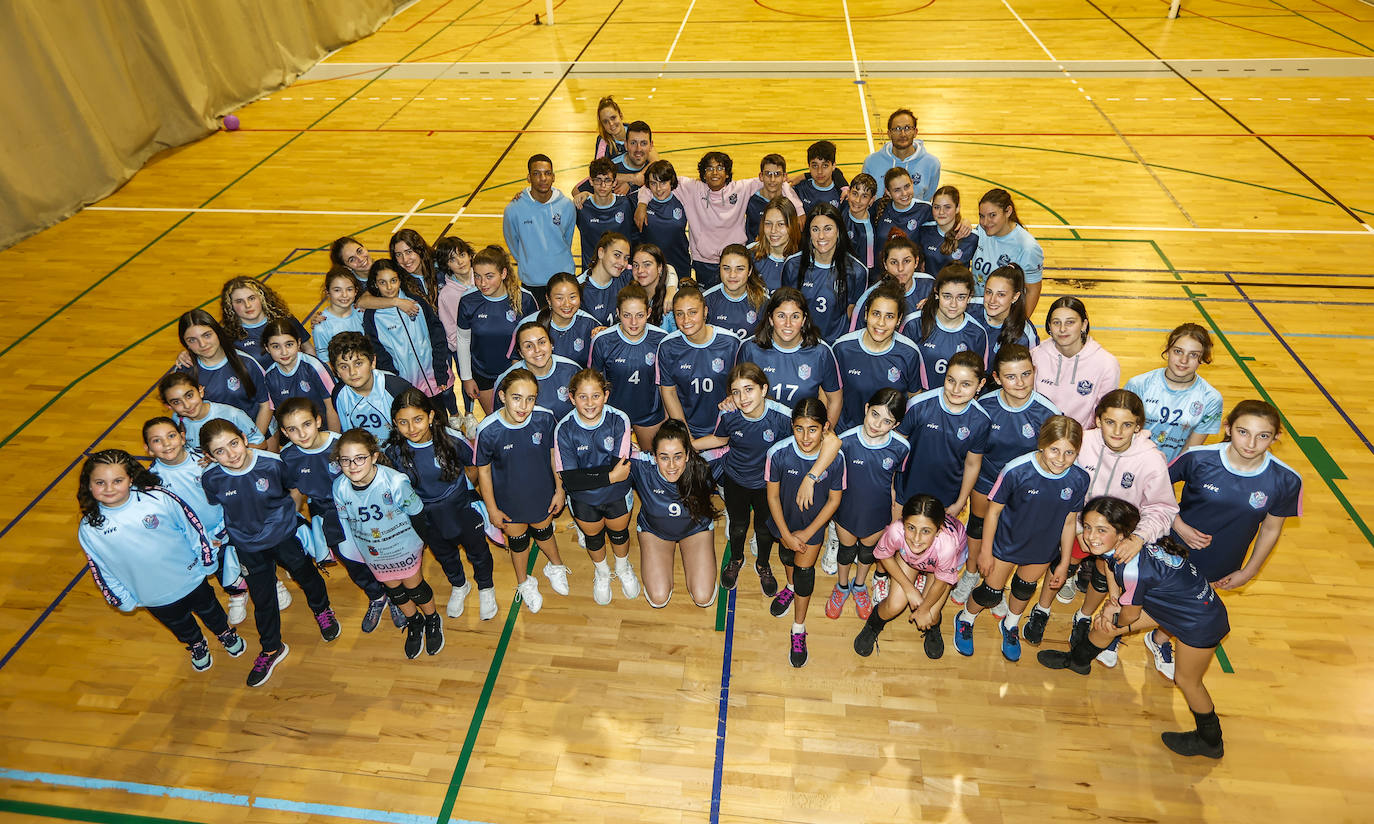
xmin=629 ymin=453 xmax=716 ymax=542
xmin=833 ymin=426 xmax=911 ymax=538
xmin=457 ymin=289 xmax=537 ymax=379
xmin=903 ymin=313 xmax=990 ymax=391
xmin=831 ymin=331 xmax=922 ymax=432
xmin=185 ymin=354 xmax=268 ymax=418
xmin=554 ymin=406 xmax=634 ymax=509
xmin=874 ymin=200 xmax=933 ymax=245
xmin=851 ymin=276 xmax=934 ymax=331
xmin=977 ymin=391 xmax=1061 ymax=494
xmin=590 ymin=324 xmax=669 ymax=427
xmin=494 ymin=356 xmax=582 ymax=423
xmin=201 ymin=450 xmax=300 ymax=553
xmin=744 ymin=191 xmax=771 ymax=243
xmin=702 ymin=285 xmax=764 ymax=340
xmin=264 ymin=353 xmax=335 ymax=410
xmin=713 ymin=400 xmax=793 ymax=489
xmin=842 ymin=208 xmax=877 ymax=276
xmin=237 ymin=315 xmax=310 ymax=370
xmin=796 ymin=177 xmax=846 ymax=215
xmin=576 ymin=195 xmax=638 ymax=271
xmin=642 ymin=194 xmax=691 ymax=280
xmin=969 ymin=303 xmax=1039 ymax=367
xmin=656 ymin=326 xmax=741 ymax=437
xmin=987 ymin=453 xmax=1090 ymax=566
xmin=385 ymin=427 xmax=479 ymax=537
xmin=781 ymin=252 xmax=869 ymax=343
xmin=1113 ymin=544 xmax=1230 ymax=647
xmin=473 ymin=407 xmax=559 ymax=524
xmin=896 ymin=389 xmax=992 ymax=504
xmin=736 ymin=339 xmax=842 ymax=410
xmin=579 ymin=269 xmax=632 ymax=326
xmin=280 ymin=432 xmax=346 ymax=544
xmin=749 ymin=247 xmax=788 ymax=292
xmin=1168 ymin=444 xmax=1303 ymax=582
xmin=332 ymin=371 xmax=414 ymax=441
xmin=918 ymin=223 xmax=978 ymax=276
xmin=519 ymin=309 xmax=600 ymax=365
xmin=765 ymin=438 xmax=847 ymax=546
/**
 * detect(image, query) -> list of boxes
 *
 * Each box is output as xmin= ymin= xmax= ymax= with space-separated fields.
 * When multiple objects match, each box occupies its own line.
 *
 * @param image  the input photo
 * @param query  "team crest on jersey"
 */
xmin=882 ymin=456 xmax=894 ymax=471
xmin=907 ymin=218 xmax=918 ymax=231
xmin=382 ymin=491 xmax=394 ymax=506
xmin=711 ymin=358 xmax=725 ymax=373
xmin=746 ymin=310 xmax=757 ymax=324
xmin=603 ymin=436 xmax=615 ymax=451
xmin=1076 ymin=380 xmax=1094 ymax=396
xmin=507 ymin=309 xmax=518 ymax=323
xmin=1121 ymin=472 xmax=1135 ymax=489
xmin=998 ymin=254 xmax=1012 ymax=267
xmin=645 ymin=351 xmax=655 ymax=365
xmin=956 ymin=426 xmax=971 ymax=441
xmin=1061 ymin=487 xmax=1074 ymax=500
xmin=953 ymin=249 xmax=964 ymax=260
xmin=763 ymin=429 xmax=775 ymax=442
xmin=142 ymin=514 xmax=160 ymax=529
xmin=551 ymin=213 xmax=562 ymax=227
xmin=573 ymin=338 xmax=584 ymax=352
xmin=956 ymin=343 xmax=968 ymax=353
xmin=532 ymin=432 xmax=543 ymax=445
xmin=557 ymin=386 xmax=569 ymax=401
xmin=673 ymin=208 xmax=683 ymax=220
xmin=328 ymin=462 xmax=341 ymax=475
xmin=1248 ymin=490 xmax=1268 ymax=509
xmin=728 ymin=194 xmax=738 ymax=205
xmin=299 ymin=380 xmax=311 ymax=393
xmin=797 ymin=363 xmax=812 ymax=380
xmin=888 ymin=366 xmax=901 ymax=382
xmin=227 ymin=377 xmax=241 ymax=391
xmin=1147 ymin=544 xmax=1184 ymax=568
xmin=1021 ymin=422 xmax=1035 ymax=438
xmin=1190 ymin=401 xmax=1203 ymax=416
xmin=614 ymin=213 xmax=624 ymax=224
xmin=255 ymin=478 xmax=269 ymax=492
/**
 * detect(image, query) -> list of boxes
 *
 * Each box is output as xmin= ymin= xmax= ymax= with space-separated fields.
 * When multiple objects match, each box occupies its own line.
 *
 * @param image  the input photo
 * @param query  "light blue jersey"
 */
xmin=79 ymin=487 xmax=217 ymax=610
xmin=314 ymin=308 xmax=364 ymax=364
xmin=860 ymin=141 xmax=941 ymax=200
xmin=177 ymin=401 xmax=265 ymax=449
xmin=969 ymin=225 xmax=1044 ymax=295
xmin=502 ymin=187 xmax=576 ymax=287
xmin=332 ymin=371 xmax=414 ymax=441
xmin=1125 ymin=368 xmax=1224 ymax=461
xmin=332 ymin=465 xmax=425 ymax=576
xmin=152 ymin=449 xmax=227 ymax=549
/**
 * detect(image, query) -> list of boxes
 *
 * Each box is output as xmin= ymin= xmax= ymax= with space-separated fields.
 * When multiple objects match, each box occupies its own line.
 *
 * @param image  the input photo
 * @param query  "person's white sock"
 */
xmin=959 ymin=609 xmax=977 ymax=625
xmin=594 ymin=558 xmax=610 ymax=573
xmin=1002 ymin=611 xmax=1020 ymax=631
xmin=1074 ymin=609 xmax=1090 ymax=623
xmin=792 ymin=622 xmax=805 ymax=634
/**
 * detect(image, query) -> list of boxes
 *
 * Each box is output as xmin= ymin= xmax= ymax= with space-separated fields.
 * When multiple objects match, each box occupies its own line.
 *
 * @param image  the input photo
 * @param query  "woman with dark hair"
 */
xmin=781 ymin=203 xmax=869 ymax=343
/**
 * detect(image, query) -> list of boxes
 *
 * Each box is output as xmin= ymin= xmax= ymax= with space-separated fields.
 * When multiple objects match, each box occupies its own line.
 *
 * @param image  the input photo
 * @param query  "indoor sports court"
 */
xmin=1 ymin=0 xmax=1372 ymax=821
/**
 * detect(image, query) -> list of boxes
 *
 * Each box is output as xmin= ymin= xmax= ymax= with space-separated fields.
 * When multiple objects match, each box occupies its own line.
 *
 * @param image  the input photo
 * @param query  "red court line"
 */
xmin=232 ymin=127 xmax=1374 ymax=137
xmin=1157 ymin=0 xmax=1372 ymax=55
xmin=751 ymin=0 xmax=937 ymax=19
xmin=408 ymin=0 xmax=570 ymax=62
xmin=400 ymin=0 xmax=455 ymax=30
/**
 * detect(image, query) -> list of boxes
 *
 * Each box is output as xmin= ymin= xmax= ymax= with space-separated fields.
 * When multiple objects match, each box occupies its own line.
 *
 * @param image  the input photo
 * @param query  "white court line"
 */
xmin=840 ymin=0 xmax=875 ymax=154
xmin=1001 ymin=0 xmax=1058 ymax=62
xmin=1030 ymin=224 xmax=1373 ymax=235
xmin=391 ymin=198 xmax=424 ymax=233
xmin=662 ymin=0 xmax=698 ymax=66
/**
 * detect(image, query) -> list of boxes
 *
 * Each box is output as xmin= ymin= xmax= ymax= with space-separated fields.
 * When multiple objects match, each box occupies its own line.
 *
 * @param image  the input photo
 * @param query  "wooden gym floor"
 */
xmin=2 ymin=0 xmax=1373 ymax=821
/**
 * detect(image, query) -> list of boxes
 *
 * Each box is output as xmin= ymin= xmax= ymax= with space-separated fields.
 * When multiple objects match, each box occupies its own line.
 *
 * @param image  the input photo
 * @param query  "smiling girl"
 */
xmin=1031 ymin=297 xmax=1120 ymax=428
xmin=903 ymin=264 xmax=989 ymax=392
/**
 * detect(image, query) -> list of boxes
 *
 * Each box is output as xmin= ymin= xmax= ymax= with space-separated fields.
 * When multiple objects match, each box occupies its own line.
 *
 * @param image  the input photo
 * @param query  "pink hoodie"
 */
xmin=1030 ymin=337 xmax=1120 ymax=428
xmin=640 ymin=177 xmax=803 ymax=265
xmin=1076 ymin=427 xmax=1178 ymax=542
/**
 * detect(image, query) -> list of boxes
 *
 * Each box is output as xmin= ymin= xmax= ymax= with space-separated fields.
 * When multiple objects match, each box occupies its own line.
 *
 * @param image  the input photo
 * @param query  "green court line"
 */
xmin=716 ymin=542 xmax=731 ymax=632
xmin=0 ymin=799 xmax=202 ymax=824
xmin=1265 ymin=0 xmax=1374 ymax=54
xmin=1215 ymin=642 xmax=1235 ymax=674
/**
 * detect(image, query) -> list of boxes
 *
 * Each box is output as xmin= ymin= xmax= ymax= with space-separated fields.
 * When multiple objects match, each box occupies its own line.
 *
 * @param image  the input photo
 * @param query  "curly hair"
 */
xmin=219 ymin=277 xmax=294 ymax=342
xmin=77 ymin=450 xmax=162 ymax=527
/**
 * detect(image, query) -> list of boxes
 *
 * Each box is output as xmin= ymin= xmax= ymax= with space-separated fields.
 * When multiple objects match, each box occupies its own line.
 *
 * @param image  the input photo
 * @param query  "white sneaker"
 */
xmin=749 ymin=535 xmax=758 ymax=557
xmin=275 ymin=580 xmax=292 ymax=610
xmin=1144 ymin=631 xmax=1176 ymax=680
xmin=447 ymin=581 xmax=471 ymax=618
xmin=227 ymin=594 xmax=248 ymax=625
xmin=871 ymin=574 xmax=890 ymax=605
xmin=478 ymin=587 xmax=499 ymax=620
xmin=615 ymin=557 xmax=641 ymax=600
xmin=1096 ymin=646 xmax=1120 ymax=667
xmin=461 ymin=414 xmax=480 ymax=440
xmin=544 ymin=563 xmax=570 ymax=596
xmin=592 ymin=565 xmax=613 ymax=605
xmin=1056 ymin=576 xmax=1079 ymax=604
xmin=820 ymin=524 xmax=839 ymax=575
xmin=950 ymin=571 xmax=979 ymax=606
xmin=517 ymin=577 xmax=542 ymax=614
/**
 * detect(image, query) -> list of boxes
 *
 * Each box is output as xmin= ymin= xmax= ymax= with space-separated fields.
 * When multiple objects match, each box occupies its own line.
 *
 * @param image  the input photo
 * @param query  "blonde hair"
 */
xmin=220 ymin=276 xmax=293 ymax=341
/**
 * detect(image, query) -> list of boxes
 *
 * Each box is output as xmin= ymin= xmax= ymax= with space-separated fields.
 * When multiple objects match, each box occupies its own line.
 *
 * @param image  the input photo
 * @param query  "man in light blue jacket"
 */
xmin=861 ymin=109 xmax=942 ymax=200
xmin=503 ymin=154 xmax=576 ymax=307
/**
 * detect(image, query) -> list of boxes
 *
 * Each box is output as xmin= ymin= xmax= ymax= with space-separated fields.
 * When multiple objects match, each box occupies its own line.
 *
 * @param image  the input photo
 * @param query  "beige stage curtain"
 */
xmin=0 ymin=0 xmax=407 ymax=248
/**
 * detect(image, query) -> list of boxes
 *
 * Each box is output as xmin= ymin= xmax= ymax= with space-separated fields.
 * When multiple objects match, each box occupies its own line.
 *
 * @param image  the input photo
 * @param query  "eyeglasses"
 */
xmin=704 ymin=164 xmax=726 ymax=172
xmin=762 ymin=171 xmax=785 ymax=179
xmin=592 ymin=176 xmax=615 ymax=185
xmin=890 ymin=125 xmax=916 ymax=134
xmin=337 ymin=454 xmax=372 ymax=468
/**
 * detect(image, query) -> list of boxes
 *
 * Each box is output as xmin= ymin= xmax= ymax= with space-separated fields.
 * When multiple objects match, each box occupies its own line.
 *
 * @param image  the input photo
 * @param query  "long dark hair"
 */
xmin=177 ymin=309 xmax=258 ymax=399
xmin=751 ymin=287 xmax=822 ymax=349
xmin=916 ymin=264 xmax=975 ymax=342
xmin=77 ymin=450 xmax=162 ymax=527
xmin=390 ymin=228 xmax=437 ymax=305
xmin=1079 ymin=496 xmax=1188 ymax=557
xmin=652 ymin=420 xmax=721 ymax=521
xmin=367 ymin=259 xmax=429 ymax=303
xmin=385 ymin=388 xmax=464 ymax=483
xmin=792 ymin=203 xmax=857 ymax=313
xmin=632 ymin=243 xmax=671 ymax=325
xmin=985 ymin=263 xmax=1031 ymax=354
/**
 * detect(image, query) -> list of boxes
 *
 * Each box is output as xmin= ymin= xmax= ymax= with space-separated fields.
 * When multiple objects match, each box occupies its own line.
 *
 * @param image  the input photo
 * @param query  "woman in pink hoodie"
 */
xmin=1030 ymin=297 xmax=1120 ymax=428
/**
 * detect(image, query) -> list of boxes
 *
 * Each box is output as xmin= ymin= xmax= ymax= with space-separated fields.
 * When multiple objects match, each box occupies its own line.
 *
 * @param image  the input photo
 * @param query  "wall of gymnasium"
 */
xmin=0 ymin=0 xmax=409 ymax=249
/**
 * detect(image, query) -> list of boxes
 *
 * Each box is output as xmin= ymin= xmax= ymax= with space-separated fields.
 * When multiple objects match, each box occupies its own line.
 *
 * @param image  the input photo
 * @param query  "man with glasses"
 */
xmin=861 ymin=109 xmax=942 ymax=200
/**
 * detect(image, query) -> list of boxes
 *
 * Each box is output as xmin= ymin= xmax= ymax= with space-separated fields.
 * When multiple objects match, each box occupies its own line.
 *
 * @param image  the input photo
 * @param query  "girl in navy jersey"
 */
xmin=832 ymin=283 xmax=921 ymax=432
xmin=199 ymin=419 xmax=338 ymax=687
xmin=873 ymin=168 xmax=933 ymax=244
xmin=969 ymin=264 xmax=1037 ymax=387
xmin=919 ymin=186 xmax=979 ymax=276
xmin=333 ymin=429 xmax=444 ymax=659
xmin=528 ymin=273 xmax=600 ymax=365
xmin=1125 ymin=324 xmax=1224 ymax=461
xmin=1039 ymin=497 xmax=1230 ymax=759
xmin=782 ymin=203 xmax=868 ymax=343
xmin=765 ymin=398 xmax=846 ymax=667
xmin=691 ymin=363 xmax=792 ymax=594
xmin=953 ymin=415 xmax=1088 ymax=661
xmin=390 ymin=228 xmax=438 ymax=304
xmin=657 ymin=283 xmax=741 ymax=438
xmin=735 ymin=288 xmax=842 ymax=422
xmin=895 ymin=350 xmax=990 ymax=511
xmin=263 ymin=318 xmax=340 ymax=431
xmin=750 ymin=197 xmax=801 ymax=292
xmin=590 ymin=284 xmax=669 ymax=446
xmin=176 ymin=309 xmax=272 ymax=437
xmin=78 ymin=450 xmax=244 ymax=672
xmin=952 ymin=345 xmax=1060 ymax=608
xmin=220 ymin=277 xmax=310 ymax=371
xmin=580 ymin=232 xmax=633 ymax=326
xmin=363 ymin=259 xmax=454 ymax=412
xmin=640 ymin=161 xmax=691 ymax=280
xmin=704 ymin=244 xmax=769 ymax=340
xmin=473 ymin=368 xmax=571 ymax=614
xmin=903 ymin=264 xmax=989 ymax=391
xmin=631 ymin=243 xmax=677 ymax=330
xmin=593 ymin=95 xmax=627 ymax=159
xmin=851 ymin=233 xmax=933 ymax=333
xmin=554 ymin=369 xmax=642 ymax=605
xmin=457 ymin=245 xmax=537 ymax=415
xmin=313 ymin=268 xmax=367 ymax=366
xmin=827 ymin=388 xmax=910 ymax=622
xmin=496 ymin=321 xmax=581 ymax=422
xmin=276 ymin=399 xmax=401 ymax=634
xmin=160 ymin=373 xmax=266 ymax=450
xmin=853 ymin=494 xmax=969 ymax=660
xmin=385 ymin=389 xmax=499 ymax=622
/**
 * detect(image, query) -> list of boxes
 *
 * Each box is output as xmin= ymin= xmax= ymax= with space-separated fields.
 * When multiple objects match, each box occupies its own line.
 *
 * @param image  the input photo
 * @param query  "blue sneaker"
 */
xmin=1000 ymin=620 xmax=1022 ymax=662
xmin=954 ymin=614 xmax=975 ymax=656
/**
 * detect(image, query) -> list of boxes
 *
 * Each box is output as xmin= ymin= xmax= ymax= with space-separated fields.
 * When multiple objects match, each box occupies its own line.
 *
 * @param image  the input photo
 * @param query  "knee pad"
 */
xmin=530 ymin=523 xmax=555 ymax=542
xmin=385 ymin=586 xmax=411 ymax=606
xmin=857 ymin=542 xmax=876 ymax=566
xmin=972 ymin=583 xmax=1005 ymax=608
xmin=793 ymin=566 xmax=816 ymax=598
xmin=1090 ymin=563 xmax=1110 ymax=593
xmin=407 ymin=580 xmax=434 ymax=606
xmin=508 ymin=532 xmax=532 ymax=553
xmin=966 ymin=514 xmax=984 ymax=540
xmin=1009 ymin=575 xmax=1038 ymax=601
xmin=777 ymin=545 xmax=796 ymax=567
xmin=606 ymin=526 xmax=630 ymax=545
xmin=837 ymin=542 xmax=859 ymax=567
xmin=583 ymin=530 xmax=607 ymax=551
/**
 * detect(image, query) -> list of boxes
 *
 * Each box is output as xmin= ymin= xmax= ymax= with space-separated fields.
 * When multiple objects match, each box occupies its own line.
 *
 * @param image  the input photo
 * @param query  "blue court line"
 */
xmin=1095 ymin=325 xmax=1374 ymax=340
xmin=708 ymin=586 xmax=738 ymax=824
xmin=0 ymin=769 xmax=492 ymax=824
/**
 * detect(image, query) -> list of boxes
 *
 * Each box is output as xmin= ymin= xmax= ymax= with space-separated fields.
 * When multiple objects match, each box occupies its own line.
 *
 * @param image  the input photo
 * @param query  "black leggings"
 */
xmin=722 ymin=476 xmax=774 ymax=565
xmin=146 ymin=580 xmax=231 ymax=647
xmin=239 ymin=532 xmax=331 ymax=652
xmin=415 ymin=505 xmax=496 ymax=589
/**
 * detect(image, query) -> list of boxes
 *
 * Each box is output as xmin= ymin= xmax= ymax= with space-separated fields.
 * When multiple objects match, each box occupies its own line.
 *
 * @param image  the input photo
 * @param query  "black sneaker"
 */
xmin=768 ymin=586 xmax=795 ymax=617
xmin=361 ymin=596 xmax=387 ymax=633
xmin=1023 ymin=608 xmax=1050 ymax=645
xmin=1036 ymin=648 xmax=1091 ymax=675
xmin=721 ymin=556 xmax=745 ymax=590
xmin=756 ymin=564 xmax=778 ymax=597
xmin=1161 ymin=730 xmax=1224 ymax=759
xmin=923 ymin=625 xmax=945 ymax=659
xmin=853 ymin=624 xmax=879 ymax=657
xmin=789 ymin=629 xmax=808 ymax=668
xmin=404 ymin=615 xmax=424 ymax=659
xmin=1069 ymin=615 xmax=1090 ymax=650
xmin=424 ymin=612 xmax=445 ymax=656
xmin=246 ymin=644 xmax=289 ymax=687
xmin=314 ymin=608 xmax=341 ymax=642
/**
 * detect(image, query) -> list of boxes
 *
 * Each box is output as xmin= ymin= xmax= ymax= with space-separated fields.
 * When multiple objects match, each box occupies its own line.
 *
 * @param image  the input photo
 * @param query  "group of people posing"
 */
xmin=76 ymin=100 xmax=1303 ymax=759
